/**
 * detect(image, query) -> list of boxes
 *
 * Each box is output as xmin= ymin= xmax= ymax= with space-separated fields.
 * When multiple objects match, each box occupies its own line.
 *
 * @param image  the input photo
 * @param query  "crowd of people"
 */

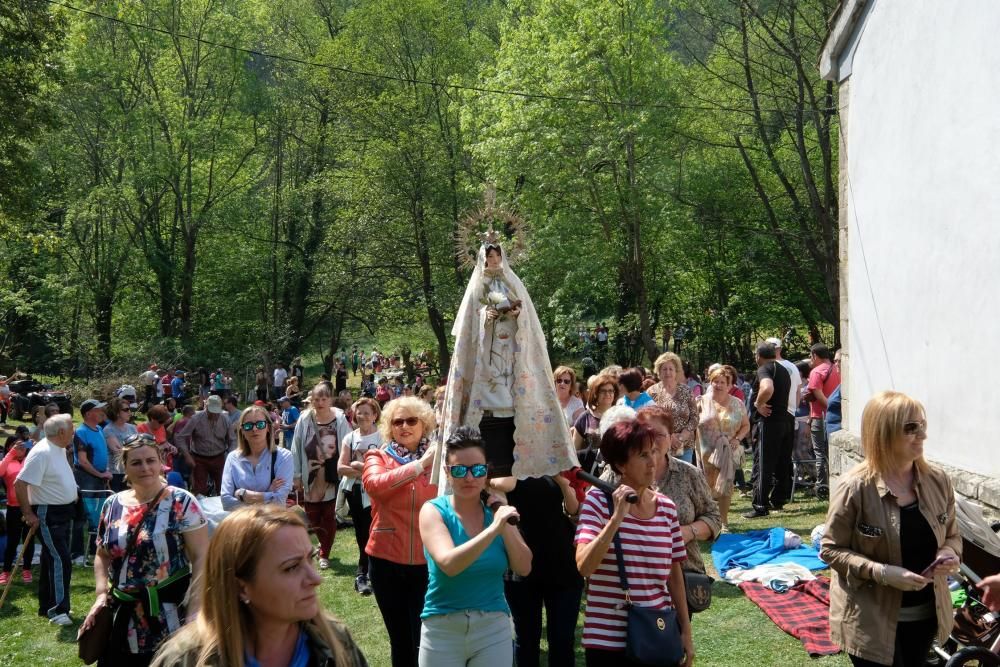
xmin=3 ymin=324 xmax=1000 ymax=666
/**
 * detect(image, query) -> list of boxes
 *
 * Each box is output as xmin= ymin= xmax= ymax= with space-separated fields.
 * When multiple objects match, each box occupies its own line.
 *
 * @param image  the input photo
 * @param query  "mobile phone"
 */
xmin=920 ymin=555 xmax=952 ymax=577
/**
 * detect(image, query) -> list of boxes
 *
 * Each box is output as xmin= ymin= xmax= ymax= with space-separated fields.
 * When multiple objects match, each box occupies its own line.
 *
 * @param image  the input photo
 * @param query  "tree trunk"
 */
xmin=94 ymin=290 xmax=114 ymax=360
xmin=412 ymin=194 xmax=451 ymax=377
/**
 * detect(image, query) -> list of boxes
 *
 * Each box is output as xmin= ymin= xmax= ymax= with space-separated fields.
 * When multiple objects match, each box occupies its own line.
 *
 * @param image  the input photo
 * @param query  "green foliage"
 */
xmin=0 ymin=0 xmax=840 ymax=378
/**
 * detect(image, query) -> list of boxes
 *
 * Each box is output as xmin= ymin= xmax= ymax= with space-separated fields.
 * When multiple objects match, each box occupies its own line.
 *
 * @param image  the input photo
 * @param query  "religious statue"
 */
xmin=433 ymin=190 xmax=578 ymax=484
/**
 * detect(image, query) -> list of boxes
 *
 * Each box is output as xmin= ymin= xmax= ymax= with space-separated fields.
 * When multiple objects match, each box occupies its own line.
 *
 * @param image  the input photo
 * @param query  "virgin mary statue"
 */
xmin=434 ymin=231 xmax=578 ymax=483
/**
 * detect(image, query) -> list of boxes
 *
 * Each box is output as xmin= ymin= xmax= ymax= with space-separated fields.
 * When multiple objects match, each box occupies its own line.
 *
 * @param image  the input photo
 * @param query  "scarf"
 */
xmin=384 ymin=439 xmax=428 ymax=465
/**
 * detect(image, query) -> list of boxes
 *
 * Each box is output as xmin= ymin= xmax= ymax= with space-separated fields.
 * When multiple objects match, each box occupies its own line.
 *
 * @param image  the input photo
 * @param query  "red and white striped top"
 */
xmin=574 ymin=487 xmax=686 ymax=651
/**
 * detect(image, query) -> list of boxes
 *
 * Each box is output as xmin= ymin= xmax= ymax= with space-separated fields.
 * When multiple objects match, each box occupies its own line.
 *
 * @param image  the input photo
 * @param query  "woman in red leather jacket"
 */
xmin=363 ymin=396 xmax=438 ymax=667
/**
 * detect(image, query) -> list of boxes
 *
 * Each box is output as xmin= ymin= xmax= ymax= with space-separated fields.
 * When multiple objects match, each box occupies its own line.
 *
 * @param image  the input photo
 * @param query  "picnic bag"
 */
xmin=78 ymin=486 xmax=167 ymax=664
xmin=605 ymin=491 xmax=685 ymax=667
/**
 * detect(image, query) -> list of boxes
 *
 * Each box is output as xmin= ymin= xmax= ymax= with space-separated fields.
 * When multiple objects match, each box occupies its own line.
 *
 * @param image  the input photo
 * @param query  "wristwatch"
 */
xmin=237 ymin=489 xmax=246 ymax=502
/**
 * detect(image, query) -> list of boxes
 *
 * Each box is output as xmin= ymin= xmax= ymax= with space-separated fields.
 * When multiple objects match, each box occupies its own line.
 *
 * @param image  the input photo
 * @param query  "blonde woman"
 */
xmin=647 ymin=352 xmax=698 ymax=463
xmin=220 ymin=406 xmax=293 ymax=511
xmin=362 ymin=396 xmax=438 ymax=667
xmin=150 ymin=505 xmax=367 ymax=667
xmin=821 ymin=391 xmax=961 ymax=667
xmin=696 ymin=367 xmax=749 ymax=525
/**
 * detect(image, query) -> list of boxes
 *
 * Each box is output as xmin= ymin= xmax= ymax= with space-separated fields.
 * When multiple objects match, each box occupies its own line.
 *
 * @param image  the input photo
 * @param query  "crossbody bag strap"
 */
xmin=602 ymin=489 xmax=632 ymax=606
xmin=114 ymin=485 xmax=169 ymax=588
xmin=270 ymin=448 xmax=278 ymax=485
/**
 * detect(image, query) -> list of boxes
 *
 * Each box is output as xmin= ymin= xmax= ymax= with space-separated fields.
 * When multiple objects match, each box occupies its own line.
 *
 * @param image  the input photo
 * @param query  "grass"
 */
xmin=0 ymin=476 xmax=851 ymax=667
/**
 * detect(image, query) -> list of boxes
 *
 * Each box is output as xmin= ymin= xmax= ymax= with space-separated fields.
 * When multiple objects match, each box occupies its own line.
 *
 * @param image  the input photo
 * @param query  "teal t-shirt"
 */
xmin=421 ymin=495 xmax=510 ymax=619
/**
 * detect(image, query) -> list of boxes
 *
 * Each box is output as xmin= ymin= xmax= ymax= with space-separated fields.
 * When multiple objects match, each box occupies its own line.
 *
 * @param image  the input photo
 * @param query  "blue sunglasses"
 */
xmin=447 ymin=464 xmax=488 ymax=479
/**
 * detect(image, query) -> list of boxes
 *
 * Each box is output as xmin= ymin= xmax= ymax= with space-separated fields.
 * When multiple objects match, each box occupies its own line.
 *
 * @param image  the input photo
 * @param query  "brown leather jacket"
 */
xmin=821 ymin=463 xmax=961 ymax=664
xmin=362 ymin=448 xmax=437 ymax=565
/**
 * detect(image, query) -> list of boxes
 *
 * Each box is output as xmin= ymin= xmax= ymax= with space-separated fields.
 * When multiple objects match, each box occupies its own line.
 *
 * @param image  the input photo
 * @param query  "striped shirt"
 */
xmin=574 ymin=487 xmax=686 ymax=651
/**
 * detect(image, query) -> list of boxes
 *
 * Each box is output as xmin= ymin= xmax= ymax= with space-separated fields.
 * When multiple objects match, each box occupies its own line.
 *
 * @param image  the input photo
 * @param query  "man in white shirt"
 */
xmin=15 ymin=414 xmax=78 ymax=626
xmin=139 ymin=364 xmax=159 ymax=412
xmin=272 ymin=363 xmax=288 ymax=401
xmin=766 ymin=337 xmax=801 ymax=416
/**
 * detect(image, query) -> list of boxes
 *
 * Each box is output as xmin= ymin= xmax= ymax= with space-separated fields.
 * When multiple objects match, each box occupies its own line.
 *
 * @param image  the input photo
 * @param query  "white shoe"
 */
xmin=49 ymin=613 xmax=73 ymax=626
xmin=319 ymin=558 xmax=330 ymax=570
xmin=72 ymin=556 xmax=87 ymax=567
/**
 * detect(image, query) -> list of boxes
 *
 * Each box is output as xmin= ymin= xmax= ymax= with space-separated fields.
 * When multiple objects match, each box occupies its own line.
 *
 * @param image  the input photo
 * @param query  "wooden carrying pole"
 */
xmin=0 ymin=525 xmax=37 ymax=611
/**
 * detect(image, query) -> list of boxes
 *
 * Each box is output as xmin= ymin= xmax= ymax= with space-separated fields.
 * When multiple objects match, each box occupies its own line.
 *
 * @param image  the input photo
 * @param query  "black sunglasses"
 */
xmin=241 ymin=420 xmax=269 ymax=431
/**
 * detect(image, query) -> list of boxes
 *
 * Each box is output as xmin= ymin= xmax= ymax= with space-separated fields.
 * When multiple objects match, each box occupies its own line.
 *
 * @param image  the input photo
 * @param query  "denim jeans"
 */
xmin=36 ymin=503 xmax=74 ymax=617
xmin=418 ymin=610 xmax=512 ymax=667
xmin=505 ymin=579 xmax=583 ymax=667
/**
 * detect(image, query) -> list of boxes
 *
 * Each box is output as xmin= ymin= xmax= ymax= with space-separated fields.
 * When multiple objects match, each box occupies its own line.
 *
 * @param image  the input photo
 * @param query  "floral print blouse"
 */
xmin=647 ymin=382 xmax=698 ymax=451
xmin=97 ymin=486 xmax=206 ymax=654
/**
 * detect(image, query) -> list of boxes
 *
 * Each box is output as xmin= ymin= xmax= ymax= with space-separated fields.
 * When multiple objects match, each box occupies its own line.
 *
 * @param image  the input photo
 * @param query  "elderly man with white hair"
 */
xmin=15 ymin=413 xmax=79 ymax=626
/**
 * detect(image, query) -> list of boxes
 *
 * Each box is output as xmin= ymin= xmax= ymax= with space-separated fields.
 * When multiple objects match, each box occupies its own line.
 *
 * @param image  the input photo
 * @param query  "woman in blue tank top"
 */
xmin=418 ymin=425 xmax=532 ymax=666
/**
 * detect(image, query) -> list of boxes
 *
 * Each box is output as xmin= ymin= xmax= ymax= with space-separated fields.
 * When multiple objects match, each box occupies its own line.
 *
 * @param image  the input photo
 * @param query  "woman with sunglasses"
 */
xmin=362 ymin=396 xmax=439 ymax=667
xmin=78 ymin=433 xmax=208 ymax=666
xmin=417 ymin=425 xmax=530 ymax=667
xmin=220 ymin=406 xmax=293 ymax=511
xmin=104 ymin=398 xmax=138 ymax=492
xmin=821 ymin=391 xmax=961 ymax=667
xmin=554 ymin=366 xmax=585 ymax=427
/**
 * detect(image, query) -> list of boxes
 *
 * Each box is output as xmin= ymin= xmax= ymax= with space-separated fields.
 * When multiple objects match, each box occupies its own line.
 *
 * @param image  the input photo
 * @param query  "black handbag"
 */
xmin=683 ymin=570 xmax=713 ymax=613
xmin=605 ymin=492 xmax=685 ymax=667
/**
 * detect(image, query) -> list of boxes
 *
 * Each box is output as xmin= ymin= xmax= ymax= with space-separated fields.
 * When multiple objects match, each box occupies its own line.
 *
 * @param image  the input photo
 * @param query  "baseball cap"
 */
xmin=253 ymin=400 xmax=267 ymax=407
xmin=765 ymin=337 xmax=783 ymax=348
xmin=80 ymin=399 xmax=107 ymax=416
xmin=205 ymin=395 xmax=224 ymax=414
xmin=278 ymin=396 xmax=292 ymax=404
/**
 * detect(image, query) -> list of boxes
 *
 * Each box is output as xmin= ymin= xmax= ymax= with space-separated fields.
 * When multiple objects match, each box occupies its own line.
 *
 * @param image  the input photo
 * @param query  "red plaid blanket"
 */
xmin=738 ymin=575 xmax=841 ymax=656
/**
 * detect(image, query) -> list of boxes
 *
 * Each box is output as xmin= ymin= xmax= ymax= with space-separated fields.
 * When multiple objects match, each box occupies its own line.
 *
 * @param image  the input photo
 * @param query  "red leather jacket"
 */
xmin=362 ymin=448 xmax=438 ymax=565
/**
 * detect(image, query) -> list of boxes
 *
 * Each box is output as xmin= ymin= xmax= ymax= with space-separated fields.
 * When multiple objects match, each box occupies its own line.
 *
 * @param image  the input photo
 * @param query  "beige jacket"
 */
xmin=820 ymin=463 xmax=961 ymax=664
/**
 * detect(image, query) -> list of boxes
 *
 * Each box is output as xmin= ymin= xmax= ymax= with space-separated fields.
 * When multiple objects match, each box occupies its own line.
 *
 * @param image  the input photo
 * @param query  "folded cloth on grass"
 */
xmin=724 ymin=562 xmax=816 ymax=586
xmin=739 ymin=575 xmax=840 ymax=656
xmin=711 ymin=527 xmax=827 ymax=579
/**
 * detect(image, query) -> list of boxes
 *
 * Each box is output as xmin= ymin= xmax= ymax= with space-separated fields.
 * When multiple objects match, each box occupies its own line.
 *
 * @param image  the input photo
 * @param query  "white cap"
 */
xmin=765 ymin=337 xmax=783 ymax=348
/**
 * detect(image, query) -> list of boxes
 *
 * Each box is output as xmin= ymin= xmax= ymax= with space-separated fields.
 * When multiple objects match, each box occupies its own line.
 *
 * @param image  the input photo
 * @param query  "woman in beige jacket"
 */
xmin=821 ymin=391 xmax=961 ymax=667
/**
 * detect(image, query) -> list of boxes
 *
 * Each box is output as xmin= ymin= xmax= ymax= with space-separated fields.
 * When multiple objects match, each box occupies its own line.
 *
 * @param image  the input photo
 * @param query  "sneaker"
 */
xmin=319 ymin=558 xmax=330 ymax=570
xmin=72 ymin=555 xmax=87 ymax=567
xmin=21 ymin=569 xmax=32 ymax=584
xmin=0 ymin=572 xmax=9 ymax=586
xmin=49 ymin=613 xmax=73 ymax=626
xmin=742 ymin=508 xmax=770 ymax=519
xmin=354 ymin=575 xmax=373 ymax=596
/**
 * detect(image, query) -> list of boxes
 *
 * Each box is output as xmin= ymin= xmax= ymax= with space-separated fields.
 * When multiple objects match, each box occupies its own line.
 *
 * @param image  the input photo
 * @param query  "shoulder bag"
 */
xmin=78 ymin=486 xmax=168 ymax=665
xmin=604 ymin=491 xmax=685 ymax=667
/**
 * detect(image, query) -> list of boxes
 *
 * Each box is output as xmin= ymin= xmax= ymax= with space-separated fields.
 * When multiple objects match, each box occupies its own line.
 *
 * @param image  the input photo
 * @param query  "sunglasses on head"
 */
xmin=391 ymin=416 xmax=420 ymax=428
xmin=241 ymin=420 xmax=269 ymax=431
xmin=123 ymin=433 xmax=157 ymax=447
xmin=447 ymin=463 xmax=488 ymax=479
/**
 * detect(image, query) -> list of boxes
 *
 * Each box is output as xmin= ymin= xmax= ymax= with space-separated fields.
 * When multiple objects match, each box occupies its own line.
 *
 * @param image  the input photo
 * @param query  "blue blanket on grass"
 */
xmin=711 ymin=528 xmax=827 ymax=576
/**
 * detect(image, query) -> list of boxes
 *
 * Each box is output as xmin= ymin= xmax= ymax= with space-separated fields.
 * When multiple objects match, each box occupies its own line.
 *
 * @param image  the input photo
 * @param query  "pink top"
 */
xmin=574 ymin=487 xmax=686 ymax=651
xmin=0 ymin=450 xmax=26 ymax=507
xmin=807 ymin=361 xmax=841 ymax=419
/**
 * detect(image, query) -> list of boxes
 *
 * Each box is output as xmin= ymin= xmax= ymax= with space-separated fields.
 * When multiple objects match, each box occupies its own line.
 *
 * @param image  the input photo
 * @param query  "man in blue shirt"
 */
xmin=279 ymin=396 xmax=300 ymax=448
xmin=73 ymin=398 xmax=111 ymax=563
xmin=171 ymin=370 xmax=187 ymax=406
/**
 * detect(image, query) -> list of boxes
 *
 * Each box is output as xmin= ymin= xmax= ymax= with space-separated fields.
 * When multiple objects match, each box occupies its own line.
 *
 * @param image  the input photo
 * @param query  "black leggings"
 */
xmin=346 ymin=483 xmax=373 ymax=576
xmin=847 ymin=617 xmax=937 ymax=667
xmin=368 ymin=555 xmax=427 ymax=667
xmin=3 ymin=505 xmax=36 ymax=572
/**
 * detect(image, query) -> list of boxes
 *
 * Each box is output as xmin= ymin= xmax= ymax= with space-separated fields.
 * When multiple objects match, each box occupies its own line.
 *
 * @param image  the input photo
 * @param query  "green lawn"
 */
xmin=0 ymin=484 xmax=849 ymax=666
